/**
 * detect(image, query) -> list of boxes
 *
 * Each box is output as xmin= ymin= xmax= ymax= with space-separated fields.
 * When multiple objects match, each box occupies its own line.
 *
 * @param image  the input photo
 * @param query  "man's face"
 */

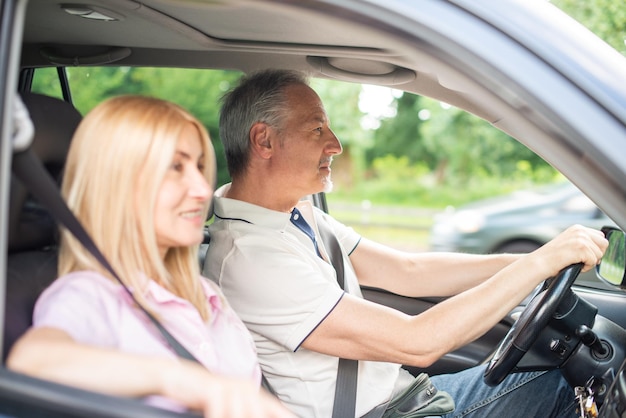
xmin=273 ymin=84 xmax=342 ymax=196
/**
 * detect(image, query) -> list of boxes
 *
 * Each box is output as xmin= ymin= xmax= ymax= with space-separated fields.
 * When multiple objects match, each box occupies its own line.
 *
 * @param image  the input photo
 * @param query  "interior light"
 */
xmin=61 ymin=4 xmax=124 ymax=21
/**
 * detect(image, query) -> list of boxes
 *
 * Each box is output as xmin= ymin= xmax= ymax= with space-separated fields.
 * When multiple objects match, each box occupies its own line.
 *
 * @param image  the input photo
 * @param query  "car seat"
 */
xmin=3 ymin=92 xmax=82 ymax=362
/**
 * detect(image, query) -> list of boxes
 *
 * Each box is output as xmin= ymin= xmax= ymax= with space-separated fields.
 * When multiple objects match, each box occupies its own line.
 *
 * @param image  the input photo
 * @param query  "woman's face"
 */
xmin=154 ymin=124 xmax=212 ymax=258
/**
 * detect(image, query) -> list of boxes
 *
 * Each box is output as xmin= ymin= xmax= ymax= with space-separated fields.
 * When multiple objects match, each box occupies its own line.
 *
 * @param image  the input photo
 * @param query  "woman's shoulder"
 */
xmin=40 ymin=270 xmax=124 ymax=305
xmin=33 ymin=271 xmax=132 ymax=347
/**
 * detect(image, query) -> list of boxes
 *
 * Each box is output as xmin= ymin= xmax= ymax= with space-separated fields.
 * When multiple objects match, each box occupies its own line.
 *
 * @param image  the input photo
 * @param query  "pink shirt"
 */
xmin=33 ymin=270 xmax=261 ymax=409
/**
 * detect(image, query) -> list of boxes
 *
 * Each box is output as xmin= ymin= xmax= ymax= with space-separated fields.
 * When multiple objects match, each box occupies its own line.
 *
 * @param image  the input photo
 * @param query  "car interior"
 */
xmin=13 ymin=0 xmax=529 ymax=378
xmin=3 ymin=0 xmax=626 ymax=417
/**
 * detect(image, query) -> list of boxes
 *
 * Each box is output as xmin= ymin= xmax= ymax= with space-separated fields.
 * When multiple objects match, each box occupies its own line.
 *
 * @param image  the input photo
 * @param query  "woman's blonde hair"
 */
xmin=59 ymin=95 xmax=215 ymax=321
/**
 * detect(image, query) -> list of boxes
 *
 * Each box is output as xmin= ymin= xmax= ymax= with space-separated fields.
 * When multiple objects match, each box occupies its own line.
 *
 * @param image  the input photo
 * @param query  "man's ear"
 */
xmin=249 ymin=122 xmax=273 ymax=159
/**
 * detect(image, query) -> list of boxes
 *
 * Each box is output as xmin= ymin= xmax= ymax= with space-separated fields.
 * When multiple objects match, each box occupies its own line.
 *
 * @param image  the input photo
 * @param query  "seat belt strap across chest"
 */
xmin=317 ymin=218 xmax=359 ymax=418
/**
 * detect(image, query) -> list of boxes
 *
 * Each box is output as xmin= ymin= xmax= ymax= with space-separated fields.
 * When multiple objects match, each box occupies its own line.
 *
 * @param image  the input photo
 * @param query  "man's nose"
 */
xmin=326 ymin=129 xmax=343 ymax=155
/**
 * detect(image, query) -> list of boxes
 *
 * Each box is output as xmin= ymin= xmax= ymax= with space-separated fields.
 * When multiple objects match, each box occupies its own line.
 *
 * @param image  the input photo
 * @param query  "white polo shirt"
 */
xmin=205 ymin=184 xmax=401 ymax=418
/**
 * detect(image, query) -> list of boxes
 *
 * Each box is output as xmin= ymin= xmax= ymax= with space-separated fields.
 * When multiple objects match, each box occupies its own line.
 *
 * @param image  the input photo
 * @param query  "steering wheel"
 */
xmin=483 ymin=263 xmax=584 ymax=386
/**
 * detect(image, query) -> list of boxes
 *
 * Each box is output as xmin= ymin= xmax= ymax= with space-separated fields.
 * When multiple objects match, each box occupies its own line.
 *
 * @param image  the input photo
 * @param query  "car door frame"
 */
xmin=0 ymin=0 xmax=22 ymax=364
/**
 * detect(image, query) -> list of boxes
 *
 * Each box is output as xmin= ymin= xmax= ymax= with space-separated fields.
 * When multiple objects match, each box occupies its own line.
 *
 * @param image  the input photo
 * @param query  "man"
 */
xmin=204 ymin=69 xmax=607 ymax=417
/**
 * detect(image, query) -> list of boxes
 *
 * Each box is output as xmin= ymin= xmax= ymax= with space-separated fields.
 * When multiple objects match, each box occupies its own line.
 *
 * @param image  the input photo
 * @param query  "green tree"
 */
xmin=420 ymin=100 xmax=548 ymax=186
xmin=366 ymin=93 xmax=428 ymax=165
xmin=367 ymin=90 xmax=552 ymax=187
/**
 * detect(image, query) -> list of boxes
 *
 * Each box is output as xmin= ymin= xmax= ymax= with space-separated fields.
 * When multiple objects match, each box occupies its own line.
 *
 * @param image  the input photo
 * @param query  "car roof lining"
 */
xmin=20 ymin=0 xmax=498 ymax=122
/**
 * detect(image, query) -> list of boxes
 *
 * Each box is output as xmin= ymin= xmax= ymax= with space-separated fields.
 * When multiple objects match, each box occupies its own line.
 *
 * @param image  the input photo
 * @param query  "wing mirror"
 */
xmin=597 ymin=226 xmax=626 ymax=288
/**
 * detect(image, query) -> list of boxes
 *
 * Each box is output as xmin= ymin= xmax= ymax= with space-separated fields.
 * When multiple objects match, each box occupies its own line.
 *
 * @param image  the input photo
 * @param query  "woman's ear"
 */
xmin=249 ymin=122 xmax=273 ymax=159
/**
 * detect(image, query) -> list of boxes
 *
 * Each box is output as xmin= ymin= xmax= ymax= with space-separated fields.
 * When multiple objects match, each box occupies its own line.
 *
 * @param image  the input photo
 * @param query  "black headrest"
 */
xmin=8 ymin=93 xmax=82 ymax=253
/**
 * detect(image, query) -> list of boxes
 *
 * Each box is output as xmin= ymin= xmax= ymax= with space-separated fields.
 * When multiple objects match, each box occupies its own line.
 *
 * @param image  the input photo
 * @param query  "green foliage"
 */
xmin=330 ymin=151 xmax=563 ymax=208
xmin=365 ymin=92 xmax=555 ymax=190
xmin=552 ymin=0 xmax=626 ymax=55
xmin=332 ymin=168 xmax=560 ymax=209
xmin=366 ymin=93 xmax=425 ymax=164
xmin=370 ymin=155 xmax=429 ymax=182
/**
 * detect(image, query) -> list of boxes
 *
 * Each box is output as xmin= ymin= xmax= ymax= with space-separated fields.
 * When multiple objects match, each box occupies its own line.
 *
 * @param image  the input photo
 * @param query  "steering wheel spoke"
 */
xmin=483 ymin=263 xmax=584 ymax=386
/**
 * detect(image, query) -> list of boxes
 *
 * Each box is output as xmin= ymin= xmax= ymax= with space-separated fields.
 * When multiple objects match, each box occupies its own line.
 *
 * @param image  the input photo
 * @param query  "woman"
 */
xmin=7 ymin=95 xmax=292 ymax=418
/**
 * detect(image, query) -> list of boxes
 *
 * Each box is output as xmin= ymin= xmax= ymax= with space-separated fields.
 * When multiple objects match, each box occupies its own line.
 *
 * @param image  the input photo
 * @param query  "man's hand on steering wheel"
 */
xmin=483 ymin=225 xmax=608 ymax=386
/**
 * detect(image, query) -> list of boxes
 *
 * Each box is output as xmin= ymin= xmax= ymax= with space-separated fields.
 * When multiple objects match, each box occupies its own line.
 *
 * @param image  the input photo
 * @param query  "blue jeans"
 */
xmin=429 ymin=366 xmax=577 ymax=418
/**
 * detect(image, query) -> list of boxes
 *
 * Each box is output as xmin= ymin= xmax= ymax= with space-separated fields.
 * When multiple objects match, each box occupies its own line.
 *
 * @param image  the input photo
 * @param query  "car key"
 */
xmin=574 ymin=383 xmax=599 ymax=418
xmin=575 ymin=386 xmax=587 ymax=418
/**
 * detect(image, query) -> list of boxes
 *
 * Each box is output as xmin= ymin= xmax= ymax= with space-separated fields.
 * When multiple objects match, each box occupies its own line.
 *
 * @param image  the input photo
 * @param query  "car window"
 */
xmin=31 ymin=68 xmax=64 ymax=101
xmin=319 ymin=87 xmax=617 ymax=292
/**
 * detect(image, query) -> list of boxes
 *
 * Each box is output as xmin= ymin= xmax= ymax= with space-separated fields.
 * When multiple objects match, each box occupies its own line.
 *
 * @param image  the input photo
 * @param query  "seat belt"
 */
xmin=317 ymin=219 xmax=359 ymax=418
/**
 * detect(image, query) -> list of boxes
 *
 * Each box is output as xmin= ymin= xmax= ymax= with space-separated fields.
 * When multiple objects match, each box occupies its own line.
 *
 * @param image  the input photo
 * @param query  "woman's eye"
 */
xmin=171 ymin=162 xmax=183 ymax=172
xmin=197 ymin=162 xmax=205 ymax=172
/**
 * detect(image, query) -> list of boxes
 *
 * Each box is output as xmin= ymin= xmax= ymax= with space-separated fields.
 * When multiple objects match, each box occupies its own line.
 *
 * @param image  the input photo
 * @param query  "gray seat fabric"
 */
xmin=3 ymin=93 xmax=82 ymax=362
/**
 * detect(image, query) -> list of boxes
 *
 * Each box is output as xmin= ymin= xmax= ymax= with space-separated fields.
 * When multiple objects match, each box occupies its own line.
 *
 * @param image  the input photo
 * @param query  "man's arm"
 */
xmin=302 ymin=225 xmax=607 ymax=367
xmin=351 ymin=238 xmax=522 ymax=297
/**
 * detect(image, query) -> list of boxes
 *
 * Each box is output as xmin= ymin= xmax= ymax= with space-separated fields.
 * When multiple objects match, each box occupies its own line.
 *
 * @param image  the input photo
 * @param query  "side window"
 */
xmin=318 ymin=84 xmax=616 ymax=292
xmin=31 ymin=67 xmax=64 ymax=100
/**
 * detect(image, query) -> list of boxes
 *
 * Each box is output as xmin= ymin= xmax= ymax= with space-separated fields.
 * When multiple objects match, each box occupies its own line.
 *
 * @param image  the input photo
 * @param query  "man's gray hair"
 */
xmin=219 ymin=69 xmax=309 ymax=179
